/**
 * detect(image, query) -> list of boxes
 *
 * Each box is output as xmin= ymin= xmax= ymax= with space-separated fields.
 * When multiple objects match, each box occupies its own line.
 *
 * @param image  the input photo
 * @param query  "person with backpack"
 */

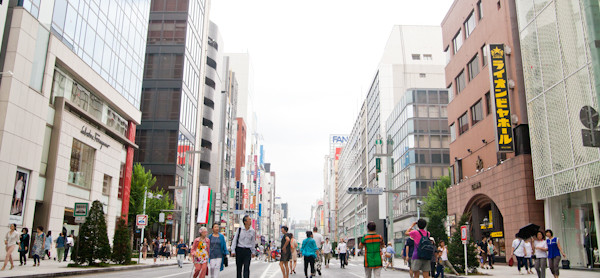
xmin=359 ymin=221 xmax=385 ymax=278
xmin=405 ymin=219 xmax=435 ymax=278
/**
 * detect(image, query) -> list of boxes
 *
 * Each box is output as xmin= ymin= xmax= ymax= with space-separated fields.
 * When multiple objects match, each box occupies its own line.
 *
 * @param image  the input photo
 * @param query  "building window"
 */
xmin=419 ymin=73 xmax=427 ymax=78
xmin=478 ymin=1 xmax=483 ymax=20
xmin=207 ymin=57 xmax=217 ymax=70
xmin=455 ymin=71 xmax=466 ymax=94
xmin=118 ymin=164 xmax=124 ymax=199
xmin=471 ymin=99 xmax=484 ymax=125
xmin=485 ymin=92 xmax=491 ymax=115
xmin=482 ymin=45 xmax=488 ymax=66
xmin=445 ymin=47 xmax=451 ymax=65
xmin=69 ymin=139 xmax=95 ymax=189
xmin=412 ymin=54 xmax=421 ymax=60
xmin=450 ymin=123 xmax=456 ymax=142
xmin=453 ymin=31 xmax=463 ymax=54
xmin=423 ymin=54 xmax=433 ymax=60
xmin=448 ymin=83 xmax=454 ymax=102
xmin=468 ymin=54 xmax=480 ymax=80
xmin=102 ymin=175 xmax=112 ymax=196
xmin=458 ymin=112 xmax=469 ymax=134
xmin=464 ymin=12 xmax=476 ymax=38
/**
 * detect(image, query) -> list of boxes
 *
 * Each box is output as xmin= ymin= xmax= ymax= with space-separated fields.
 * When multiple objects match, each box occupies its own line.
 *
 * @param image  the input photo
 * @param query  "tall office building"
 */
xmin=515 ymin=0 xmax=600 ymax=267
xmin=324 ymin=135 xmax=347 ymax=239
xmin=0 ymin=0 xmax=151 ymax=258
xmin=442 ymin=0 xmax=543 ymax=261
xmin=136 ymin=0 xmax=210 ymax=241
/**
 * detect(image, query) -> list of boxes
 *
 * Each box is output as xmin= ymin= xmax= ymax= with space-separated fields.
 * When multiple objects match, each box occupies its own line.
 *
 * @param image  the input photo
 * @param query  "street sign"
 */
xmin=159 ymin=212 xmax=165 ymax=223
xmin=166 ymin=220 xmax=173 ymax=225
xmin=365 ymin=187 xmax=384 ymax=195
xmin=74 ymin=203 xmax=89 ymax=217
xmin=490 ymin=231 xmax=503 ymax=238
xmin=167 ymin=214 xmax=173 ymax=220
xmin=136 ymin=215 xmax=148 ymax=227
xmin=233 ymin=210 xmax=245 ymax=215
xmin=75 ymin=216 xmax=86 ymax=224
xmin=460 ymin=225 xmax=468 ymax=242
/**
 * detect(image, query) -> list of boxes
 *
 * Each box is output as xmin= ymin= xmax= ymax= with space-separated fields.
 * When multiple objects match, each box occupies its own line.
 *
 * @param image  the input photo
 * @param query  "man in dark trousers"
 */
xmin=231 ymin=215 xmax=257 ymax=278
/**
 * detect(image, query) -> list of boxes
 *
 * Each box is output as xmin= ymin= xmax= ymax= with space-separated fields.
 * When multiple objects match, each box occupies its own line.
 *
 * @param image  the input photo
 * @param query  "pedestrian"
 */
xmin=64 ymin=232 xmax=73 ymax=262
xmin=2 ymin=223 xmax=19 ymax=271
xmin=405 ymin=237 xmax=415 ymax=278
xmin=533 ymin=231 xmax=548 ymax=278
xmin=31 ymin=226 xmax=45 ymax=267
xmin=191 ymin=227 xmax=210 ymax=278
xmin=18 ymin=227 xmax=29 ymax=266
xmin=359 ymin=221 xmax=385 ymax=278
xmin=337 ymin=239 xmax=347 ymax=269
xmin=258 ymin=244 xmax=264 ymax=261
xmin=231 ymin=215 xmax=257 ymax=278
xmin=55 ymin=232 xmax=66 ymax=262
xmin=166 ymin=240 xmax=172 ymax=260
xmin=176 ymin=237 xmax=188 ymax=268
xmin=312 ymin=227 xmax=323 ymax=276
xmin=511 ymin=234 xmax=527 ymax=275
xmin=384 ymin=242 xmax=395 ymax=270
xmin=438 ymin=241 xmax=459 ymax=275
xmin=279 ymin=226 xmax=291 ymax=278
xmin=478 ymin=237 xmax=488 ymax=269
xmin=524 ymin=237 xmax=534 ymax=274
xmin=270 ymin=243 xmax=277 ymax=262
xmin=434 ymin=248 xmax=444 ymax=278
xmin=208 ymin=223 xmax=229 ymax=278
xmin=405 ymin=219 xmax=434 ymax=278
xmin=546 ymin=229 xmax=566 ymax=278
xmin=44 ymin=231 xmax=52 ymax=260
xmin=142 ymin=238 xmax=148 ymax=260
xmin=430 ymin=238 xmax=437 ymax=278
xmin=289 ymin=233 xmax=298 ymax=274
xmin=322 ymin=237 xmax=332 ymax=268
xmin=486 ymin=239 xmax=495 ymax=269
xmin=153 ymin=236 xmax=160 ymax=264
xmin=301 ymin=231 xmax=318 ymax=278
xmin=476 ymin=245 xmax=484 ymax=269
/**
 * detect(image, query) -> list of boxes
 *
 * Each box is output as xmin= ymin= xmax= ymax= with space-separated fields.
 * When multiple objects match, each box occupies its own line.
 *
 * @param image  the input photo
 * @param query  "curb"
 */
xmin=8 ymin=262 xmax=185 ymax=278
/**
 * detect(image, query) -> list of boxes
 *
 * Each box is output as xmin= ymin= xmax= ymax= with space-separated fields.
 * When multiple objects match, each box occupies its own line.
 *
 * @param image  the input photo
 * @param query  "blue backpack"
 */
xmin=417 ymin=230 xmax=435 ymax=260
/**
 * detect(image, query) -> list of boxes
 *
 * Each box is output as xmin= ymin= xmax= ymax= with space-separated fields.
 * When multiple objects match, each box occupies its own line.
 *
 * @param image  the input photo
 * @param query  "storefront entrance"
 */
xmin=465 ymin=194 xmax=507 ymax=262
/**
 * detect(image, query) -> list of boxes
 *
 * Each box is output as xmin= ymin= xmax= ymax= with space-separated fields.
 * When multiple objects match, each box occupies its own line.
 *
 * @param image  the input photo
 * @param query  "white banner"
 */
xmin=197 ymin=186 xmax=211 ymax=224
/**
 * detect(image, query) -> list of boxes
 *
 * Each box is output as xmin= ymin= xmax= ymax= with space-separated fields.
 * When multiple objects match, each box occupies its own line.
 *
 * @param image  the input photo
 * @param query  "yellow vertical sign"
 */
xmin=489 ymin=44 xmax=514 ymax=152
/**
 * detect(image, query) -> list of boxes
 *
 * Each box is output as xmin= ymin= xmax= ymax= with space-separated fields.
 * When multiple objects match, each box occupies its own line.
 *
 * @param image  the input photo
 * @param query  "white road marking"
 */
xmin=259 ymin=262 xmax=274 ymax=278
xmin=158 ymin=269 xmax=189 ymax=278
xmin=349 ymin=272 xmax=363 ymax=278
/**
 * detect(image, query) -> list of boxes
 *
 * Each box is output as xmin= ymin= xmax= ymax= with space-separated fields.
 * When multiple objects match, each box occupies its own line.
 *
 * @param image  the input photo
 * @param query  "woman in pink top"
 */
xmin=191 ymin=227 xmax=210 ymax=278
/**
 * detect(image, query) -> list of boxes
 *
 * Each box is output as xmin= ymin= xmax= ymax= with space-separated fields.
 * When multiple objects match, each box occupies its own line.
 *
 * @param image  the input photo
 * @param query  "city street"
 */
xmin=76 ymin=258 xmax=407 ymax=278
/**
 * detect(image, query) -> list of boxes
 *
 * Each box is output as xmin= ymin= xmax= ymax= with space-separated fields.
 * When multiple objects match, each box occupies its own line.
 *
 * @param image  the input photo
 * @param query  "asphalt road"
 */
xmin=76 ymin=257 xmax=410 ymax=278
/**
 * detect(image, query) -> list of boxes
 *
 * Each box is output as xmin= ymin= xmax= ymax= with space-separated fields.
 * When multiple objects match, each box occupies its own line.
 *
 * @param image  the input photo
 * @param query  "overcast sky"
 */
xmin=210 ymin=0 xmax=453 ymax=221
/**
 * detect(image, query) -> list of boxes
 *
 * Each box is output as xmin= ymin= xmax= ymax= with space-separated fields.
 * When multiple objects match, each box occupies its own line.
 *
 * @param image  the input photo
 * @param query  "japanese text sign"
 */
xmin=488 ymin=44 xmax=514 ymax=152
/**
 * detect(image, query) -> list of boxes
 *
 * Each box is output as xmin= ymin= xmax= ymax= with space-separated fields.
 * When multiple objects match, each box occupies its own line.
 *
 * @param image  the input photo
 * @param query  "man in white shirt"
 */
xmin=231 ymin=215 xmax=257 ymax=278
xmin=322 ymin=238 xmax=333 ymax=268
xmin=337 ymin=239 xmax=348 ymax=268
xmin=312 ymin=227 xmax=324 ymax=275
xmin=511 ymin=234 xmax=526 ymax=275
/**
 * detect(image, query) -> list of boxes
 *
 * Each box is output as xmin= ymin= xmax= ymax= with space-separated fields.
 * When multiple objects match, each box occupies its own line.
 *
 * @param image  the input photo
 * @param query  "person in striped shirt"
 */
xmin=359 ymin=221 xmax=385 ymax=278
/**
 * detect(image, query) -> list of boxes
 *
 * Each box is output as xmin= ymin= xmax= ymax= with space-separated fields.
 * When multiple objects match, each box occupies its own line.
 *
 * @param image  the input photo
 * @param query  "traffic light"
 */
xmin=347 ymin=187 xmax=364 ymax=194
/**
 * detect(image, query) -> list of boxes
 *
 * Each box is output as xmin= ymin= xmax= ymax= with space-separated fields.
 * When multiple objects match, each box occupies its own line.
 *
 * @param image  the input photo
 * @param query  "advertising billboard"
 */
xmin=488 ymin=44 xmax=514 ymax=152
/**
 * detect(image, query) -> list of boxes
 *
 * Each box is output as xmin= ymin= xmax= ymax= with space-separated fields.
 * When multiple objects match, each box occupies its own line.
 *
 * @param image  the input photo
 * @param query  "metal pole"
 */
xmin=387 ymin=137 xmax=393 ymax=245
xmin=181 ymin=152 xmax=189 ymax=243
xmin=417 ymin=205 xmax=420 ymax=219
xmin=138 ymin=187 xmax=147 ymax=264
xmin=464 ymin=242 xmax=468 ymax=276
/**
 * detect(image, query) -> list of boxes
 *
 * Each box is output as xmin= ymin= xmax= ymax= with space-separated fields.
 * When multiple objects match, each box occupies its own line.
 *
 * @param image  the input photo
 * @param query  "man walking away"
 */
xmin=231 ymin=215 xmax=257 ymax=278
xmin=279 ymin=226 xmax=291 ymax=278
xmin=360 ymin=221 xmax=385 ymax=278
xmin=176 ymin=238 xmax=187 ymax=268
xmin=322 ymin=238 xmax=332 ymax=268
xmin=406 ymin=219 xmax=435 ymax=278
xmin=512 ymin=234 xmax=527 ymax=275
xmin=312 ymin=227 xmax=324 ymax=276
xmin=337 ymin=239 xmax=348 ymax=269
xmin=405 ymin=237 xmax=415 ymax=277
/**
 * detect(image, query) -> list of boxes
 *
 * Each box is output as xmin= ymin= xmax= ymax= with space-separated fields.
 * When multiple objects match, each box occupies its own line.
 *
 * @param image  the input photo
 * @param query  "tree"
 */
xmin=422 ymin=176 xmax=451 ymax=243
xmin=76 ymin=200 xmax=111 ymax=265
xmin=112 ymin=218 xmax=132 ymax=264
xmin=448 ymin=213 xmax=479 ymax=273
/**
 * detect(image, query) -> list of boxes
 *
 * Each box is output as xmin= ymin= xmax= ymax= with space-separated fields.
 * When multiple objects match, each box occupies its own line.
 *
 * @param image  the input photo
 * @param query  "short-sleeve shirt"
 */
xmin=209 ymin=235 xmax=223 ymax=259
xmin=313 ymin=233 xmax=324 ymax=248
xmin=409 ymin=229 xmax=429 ymax=260
xmin=512 ymin=239 xmax=525 ymax=257
xmin=177 ymin=243 xmax=187 ymax=255
xmin=405 ymin=238 xmax=415 ymax=258
xmin=361 ymin=233 xmax=383 ymax=268
xmin=56 ymin=236 xmax=65 ymax=248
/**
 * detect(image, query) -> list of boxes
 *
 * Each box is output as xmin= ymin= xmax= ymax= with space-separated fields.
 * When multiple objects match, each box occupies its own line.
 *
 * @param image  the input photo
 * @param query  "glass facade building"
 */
xmin=386 ymin=89 xmax=450 ymax=219
xmin=21 ymin=0 xmax=152 ymax=108
xmin=517 ymin=0 xmax=600 ymax=268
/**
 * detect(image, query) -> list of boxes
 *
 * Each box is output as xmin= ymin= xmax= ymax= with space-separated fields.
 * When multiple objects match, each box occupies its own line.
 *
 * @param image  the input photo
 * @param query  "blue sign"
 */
xmin=260 ymin=145 xmax=264 ymax=165
xmin=332 ymin=135 xmax=348 ymax=144
xmin=258 ymin=204 xmax=262 ymax=216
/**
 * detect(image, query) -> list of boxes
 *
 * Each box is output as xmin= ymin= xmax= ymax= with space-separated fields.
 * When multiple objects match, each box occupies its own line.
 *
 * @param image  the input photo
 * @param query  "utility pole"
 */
xmin=138 ymin=187 xmax=148 ymax=264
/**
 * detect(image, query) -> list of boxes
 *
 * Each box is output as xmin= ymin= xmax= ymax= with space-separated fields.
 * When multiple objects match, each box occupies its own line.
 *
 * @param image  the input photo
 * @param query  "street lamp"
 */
xmin=416 ymin=200 xmax=424 ymax=219
xmin=375 ymin=134 xmax=394 ymax=244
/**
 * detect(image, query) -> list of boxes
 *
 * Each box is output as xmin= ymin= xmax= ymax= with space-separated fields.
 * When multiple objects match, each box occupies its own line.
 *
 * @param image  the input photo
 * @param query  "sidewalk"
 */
xmin=390 ymin=259 xmax=600 ymax=277
xmin=0 ymin=257 xmax=187 ymax=278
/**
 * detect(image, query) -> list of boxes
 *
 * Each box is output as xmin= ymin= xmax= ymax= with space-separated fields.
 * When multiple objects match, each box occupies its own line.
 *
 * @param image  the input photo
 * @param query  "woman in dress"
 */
xmin=19 ymin=227 xmax=29 ymax=266
xmin=44 ymin=231 xmax=52 ymax=260
xmin=546 ymin=229 xmax=566 ymax=278
xmin=289 ymin=233 xmax=298 ymax=275
xmin=31 ymin=226 xmax=45 ymax=266
xmin=2 ymin=223 xmax=19 ymax=270
xmin=191 ymin=226 xmax=210 ymax=278
xmin=142 ymin=238 xmax=148 ymax=260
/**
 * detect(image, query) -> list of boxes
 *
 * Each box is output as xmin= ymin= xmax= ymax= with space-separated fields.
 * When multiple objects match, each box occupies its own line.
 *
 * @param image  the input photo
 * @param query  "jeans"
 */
xmin=33 ymin=254 xmax=40 ymax=265
xmin=304 ymin=256 xmax=315 ymax=277
xmin=209 ymin=258 xmax=222 ymax=278
xmin=339 ymin=253 xmax=346 ymax=268
xmin=364 ymin=267 xmax=381 ymax=278
xmin=525 ymin=257 xmax=533 ymax=270
xmin=534 ymin=257 xmax=547 ymax=278
xmin=435 ymin=263 xmax=445 ymax=278
xmin=516 ymin=256 xmax=528 ymax=271
xmin=177 ymin=254 xmax=185 ymax=267
xmin=64 ymin=246 xmax=70 ymax=261
xmin=19 ymin=250 xmax=27 ymax=264
xmin=488 ymin=254 xmax=495 ymax=267
xmin=235 ymin=247 xmax=252 ymax=278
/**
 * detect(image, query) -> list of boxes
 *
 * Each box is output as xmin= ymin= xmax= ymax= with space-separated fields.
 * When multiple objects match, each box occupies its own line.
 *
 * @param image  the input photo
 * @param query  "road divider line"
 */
xmin=259 ymin=262 xmax=274 ymax=278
